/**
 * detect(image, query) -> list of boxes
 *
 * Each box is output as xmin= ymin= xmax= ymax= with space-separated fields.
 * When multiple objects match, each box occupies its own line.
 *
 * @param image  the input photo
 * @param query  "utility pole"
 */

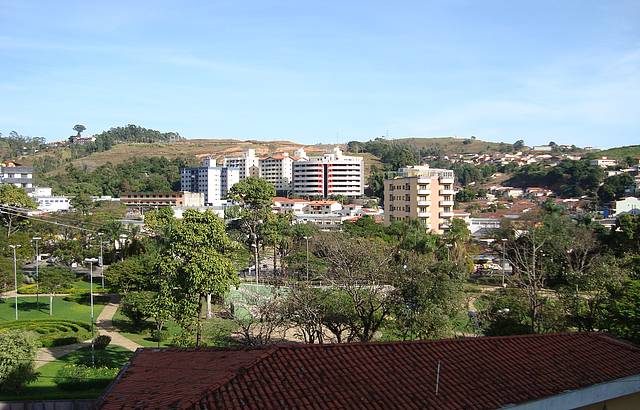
xmin=32 ymin=236 xmax=41 ymax=310
xmin=84 ymin=257 xmax=99 ymax=367
xmin=9 ymin=244 xmax=21 ymax=321
xmin=303 ymin=236 xmax=310 ymax=281
xmin=98 ymin=233 xmax=104 ymax=289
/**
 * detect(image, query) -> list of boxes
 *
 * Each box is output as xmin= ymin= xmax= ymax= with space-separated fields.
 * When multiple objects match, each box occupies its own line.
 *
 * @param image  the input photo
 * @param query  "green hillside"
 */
xmin=587 ymin=145 xmax=640 ymax=160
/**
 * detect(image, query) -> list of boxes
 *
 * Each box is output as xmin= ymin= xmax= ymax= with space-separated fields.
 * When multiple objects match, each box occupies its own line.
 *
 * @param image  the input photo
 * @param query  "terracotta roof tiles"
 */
xmin=99 ymin=333 xmax=640 ymax=409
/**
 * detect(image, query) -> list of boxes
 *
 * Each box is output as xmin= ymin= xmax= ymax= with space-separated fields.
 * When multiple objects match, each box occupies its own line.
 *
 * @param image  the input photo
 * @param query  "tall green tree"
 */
xmin=159 ymin=210 xmax=238 ymax=346
xmin=0 ymin=185 xmax=36 ymax=237
xmin=228 ymin=178 xmax=276 ymax=279
xmin=40 ymin=266 xmax=76 ymax=315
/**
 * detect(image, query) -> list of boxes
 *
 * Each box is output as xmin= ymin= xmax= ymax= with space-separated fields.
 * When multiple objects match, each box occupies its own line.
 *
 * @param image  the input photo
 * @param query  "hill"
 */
xmin=388 ymin=137 xmax=508 ymax=154
xmin=586 ymin=145 xmax=640 ymax=161
xmin=19 ymin=139 xmax=338 ymax=175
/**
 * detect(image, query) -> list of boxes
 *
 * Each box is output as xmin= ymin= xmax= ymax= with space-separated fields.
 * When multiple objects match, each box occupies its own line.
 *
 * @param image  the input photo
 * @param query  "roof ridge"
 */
xmin=195 ymin=345 xmax=281 ymax=408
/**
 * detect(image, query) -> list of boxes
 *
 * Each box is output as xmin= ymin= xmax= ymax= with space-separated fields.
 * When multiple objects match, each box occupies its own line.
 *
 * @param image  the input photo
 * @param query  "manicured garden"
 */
xmin=0 ymin=295 xmax=107 ymax=322
xmin=0 ymin=346 xmax=133 ymax=401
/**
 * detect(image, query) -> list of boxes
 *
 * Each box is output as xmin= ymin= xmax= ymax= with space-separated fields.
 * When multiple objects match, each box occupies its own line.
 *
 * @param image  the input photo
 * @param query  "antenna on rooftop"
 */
xmin=435 ymin=360 xmax=441 ymax=396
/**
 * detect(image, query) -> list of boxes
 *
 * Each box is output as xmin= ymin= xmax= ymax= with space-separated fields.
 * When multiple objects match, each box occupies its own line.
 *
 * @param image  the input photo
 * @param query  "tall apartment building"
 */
xmin=180 ymin=158 xmax=240 ymax=205
xmin=383 ymin=165 xmax=455 ymax=234
xmin=0 ymin=161 xmax=34 ymax=189
xmin=259 ymin=148 xmax=308 ymax=193
xmin=223 ymin=149 xmax=260 ymax=180
xmin=292 ymin=147 xmax=364 ymax=198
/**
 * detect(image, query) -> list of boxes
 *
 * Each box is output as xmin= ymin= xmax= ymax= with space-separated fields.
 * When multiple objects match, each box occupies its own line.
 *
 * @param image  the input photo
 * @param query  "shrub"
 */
xmin=150 ymin=329 xmax=168 ymax=342
xmin=0 ymin=331 xmax=38 ymax=393
xmin=93 ymin=335 xmax=111 ymax=350
xmin=121 ymin=291 xmax=154 ymax=327
xmin=54 ymin=364 xmax=120 ymax=390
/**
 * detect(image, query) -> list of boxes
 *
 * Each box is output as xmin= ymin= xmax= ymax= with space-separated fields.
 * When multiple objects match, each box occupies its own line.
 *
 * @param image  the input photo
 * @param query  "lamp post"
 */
xmin=9 ymin=245 xmax=21 ymax=321
xmin=97 ymin=233 xmax=104 ymax=289
xmin=32 ymin=236 xmax=41 ymax=310
xmin=303 ymin=236 xmax=310 ymax=281
xmin=84 ymin=257 xmax=99 ymax=367
xmin=501 ymin=238 xmax=508 ymax=288
xmin=445 ymin=243 xmax=452 ymax=261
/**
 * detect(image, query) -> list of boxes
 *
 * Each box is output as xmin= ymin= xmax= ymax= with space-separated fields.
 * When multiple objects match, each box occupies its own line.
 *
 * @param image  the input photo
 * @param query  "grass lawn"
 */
xmin=111 ymin=307 xmax=180 ymax=347
xmin=0 ymin=346 xmax=133 ymax=401
xmin=0 ymin=295 xmax=108 ymax=322
xmin=112 ymin=307 xmax=239 ymax=348
xmin=18 ymin=279 xmax=107 ymax=295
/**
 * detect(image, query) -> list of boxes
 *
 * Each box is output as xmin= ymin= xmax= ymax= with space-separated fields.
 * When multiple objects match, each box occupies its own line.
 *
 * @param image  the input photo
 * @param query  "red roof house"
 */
xmin=98 ymin=333 xmax=640 ymax=409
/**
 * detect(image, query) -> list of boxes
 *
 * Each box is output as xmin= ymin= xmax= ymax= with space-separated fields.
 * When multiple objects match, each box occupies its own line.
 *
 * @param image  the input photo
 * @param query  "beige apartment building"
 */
xmin=383 ymin=165 xmax=455 ymax=233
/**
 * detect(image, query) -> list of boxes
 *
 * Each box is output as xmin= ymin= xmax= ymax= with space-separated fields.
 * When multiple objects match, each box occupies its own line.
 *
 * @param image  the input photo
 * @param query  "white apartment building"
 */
xmin=614 ymin=197 xmax=640 ymax=217
xmin=223 ymin=149 xmax=260 ymax=180
xmin=259 ymin=148 xmax=309 ymax=193
xmin=180 ymin=158 xmax=240 ymax=205
xmin=0 ymin=161 xmax=34 ymax=189
xmin=292 ymin=147 xmax=364 ymax=198
xmin=383 ymin=165 xmax=455 ymax=234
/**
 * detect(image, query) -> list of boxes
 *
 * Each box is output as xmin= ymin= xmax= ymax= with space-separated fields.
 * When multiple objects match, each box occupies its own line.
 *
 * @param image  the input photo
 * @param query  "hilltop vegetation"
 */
xmin=587 ymin=145 xmax=640 ymax=161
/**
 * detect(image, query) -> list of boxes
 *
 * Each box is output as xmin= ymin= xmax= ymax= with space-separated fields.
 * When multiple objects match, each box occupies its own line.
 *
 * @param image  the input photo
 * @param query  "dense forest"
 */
xmin=506 ymin=160 xmax=605 ymax=198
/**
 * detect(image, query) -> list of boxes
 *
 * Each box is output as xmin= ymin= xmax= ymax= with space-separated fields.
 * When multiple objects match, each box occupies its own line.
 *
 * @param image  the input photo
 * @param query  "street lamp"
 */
xmin=84 ymin=257 xmax=99 ymax=367
xmin=32 ymin=236 xmax=41 ymax=310
xmin=97 ymin=233 xmax=104 ymax=289
xmin=445 ymin=243 xmax=453 ymax=261
xmin=303 ymin=236 xmax=310 ymax=281
xmin=501 ymin=238 xmax=508 ymax=288
xmin=9 ymin=245 xmax=21 ymax=321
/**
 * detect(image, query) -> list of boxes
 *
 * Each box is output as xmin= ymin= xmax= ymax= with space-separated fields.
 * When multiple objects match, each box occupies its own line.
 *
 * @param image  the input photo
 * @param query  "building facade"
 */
xmin=121 ymin=191 xmax=205 ymax=208
xmin=223 ymin=149 xmax=260 ymax=180
xmin=383 ymin=165 xmax=455 ymax=234
xmin=180 ymin=158 xmax=240 ymax=205
xmin=292 ymin=147 xmax=364 ymax=198
xmin=259 ymin=153 xmax=294 ymax=193
xmin=0 ymin=161 xmax=34 ymax=189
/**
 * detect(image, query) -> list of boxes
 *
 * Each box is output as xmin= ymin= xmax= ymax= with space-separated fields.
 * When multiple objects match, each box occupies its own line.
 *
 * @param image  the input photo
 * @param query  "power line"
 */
xmin=0 ymin=206 xmax=97 ymax=233
xmin=0 ymin=204 xmax=106 ymax=230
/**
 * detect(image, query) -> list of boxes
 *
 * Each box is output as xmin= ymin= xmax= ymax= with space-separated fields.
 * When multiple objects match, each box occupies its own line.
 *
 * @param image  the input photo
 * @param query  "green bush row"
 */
xmin=54 ymin=364 xmax=120 ymax=390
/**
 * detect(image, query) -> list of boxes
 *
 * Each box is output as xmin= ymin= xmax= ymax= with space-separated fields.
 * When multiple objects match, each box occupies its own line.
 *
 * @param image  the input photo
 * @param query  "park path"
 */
xmin=95 ymin=296 xmax=142 ymax=352
xmin=34 ymin=295 xmax=141 ymax=368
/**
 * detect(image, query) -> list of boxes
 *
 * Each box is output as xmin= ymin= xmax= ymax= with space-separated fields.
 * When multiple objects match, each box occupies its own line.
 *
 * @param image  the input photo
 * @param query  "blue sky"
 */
xmin=0 ymin=0 xmax=638 ymax=147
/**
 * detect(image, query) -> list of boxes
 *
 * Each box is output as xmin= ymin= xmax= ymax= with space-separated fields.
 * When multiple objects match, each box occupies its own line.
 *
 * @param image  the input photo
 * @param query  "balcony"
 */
xmin=440 ymin=189 xmax=455 ymax=195
xmin=440 ymin=200 xmax=455 ymax=206
xmin=440 ymin=177 xmax=454 ymax=184
xmin=417 ymin=189 xmax=431 ymax=195
xmin=440 ymin=210 xmax=454 ymax=218
xmin=417 ymin=200 xmax=431 ymax=206
xmin=417 ymin=212 xmax=430 ymax=218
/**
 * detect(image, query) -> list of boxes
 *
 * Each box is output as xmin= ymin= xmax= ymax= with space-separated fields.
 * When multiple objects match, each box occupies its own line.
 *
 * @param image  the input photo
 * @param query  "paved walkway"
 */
xmin=34 ymin=295 xmax=141 ymax=368
xmin=95 ymin=296 xmax=142 ymax=352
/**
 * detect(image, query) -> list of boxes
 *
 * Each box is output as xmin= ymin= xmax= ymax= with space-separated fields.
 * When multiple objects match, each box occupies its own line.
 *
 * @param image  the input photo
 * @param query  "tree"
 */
xmin=70 ymin=192 xmax=94 ymax=216
xmin=40 ymin=266 xmax=76 ymax=315
xmin=605 ymin=280 xmax=640 ymax=344
xmin=73 ymin=124 xmax=86 ymax=137
xmin=389 ymin=255 xmax=464 ymax=340
xmin=0 ymin=331 xmax=38 ymax=393
xmin=0 ymin=256 xmax=14 ymax=295
xmin=505 ymin=228 xmax=548 ymax=332
xmin=121 ymin=291 xmax=155 ymax=327
xmin=159 ymin=210 xmax=238 ymax=346
xmin=107 ymin=254 xmax=157 ymax=294
xmin=597 ymin=174 xmax=634 ymax=204
xmin=228 ymin=178 xmax=276 ymax=280
xmin=314 ymin=233 xmax=397 ymax=342
xmin=0 ymin=185 xmax=36 ymax=237
xmin=513 ymin=140 xmax=525 ymax=150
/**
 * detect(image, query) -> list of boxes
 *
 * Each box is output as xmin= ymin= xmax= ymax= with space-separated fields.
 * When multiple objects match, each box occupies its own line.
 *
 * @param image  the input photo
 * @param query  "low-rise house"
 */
xmin=614 ymin=197 xmax=640 ymax=217
xmin=35 ymin=196 xmax=71 ymax=213
xmin=271 ymin=197 xmax=309 ymax=215
xmin=99 ymin=333 xmax=640 ymax=410
xmin=590 ymin=157 xmax=618 ymax=168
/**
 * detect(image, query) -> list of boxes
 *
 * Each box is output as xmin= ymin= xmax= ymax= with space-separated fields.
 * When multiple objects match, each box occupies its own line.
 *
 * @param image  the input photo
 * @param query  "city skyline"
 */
xmin=1 ymin=0 xmax=638 ymax=148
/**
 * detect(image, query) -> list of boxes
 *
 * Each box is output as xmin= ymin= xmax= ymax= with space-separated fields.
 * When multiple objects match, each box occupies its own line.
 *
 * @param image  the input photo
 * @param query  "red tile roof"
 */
xmin=99 ymin=333 xmax=640 ymax=409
